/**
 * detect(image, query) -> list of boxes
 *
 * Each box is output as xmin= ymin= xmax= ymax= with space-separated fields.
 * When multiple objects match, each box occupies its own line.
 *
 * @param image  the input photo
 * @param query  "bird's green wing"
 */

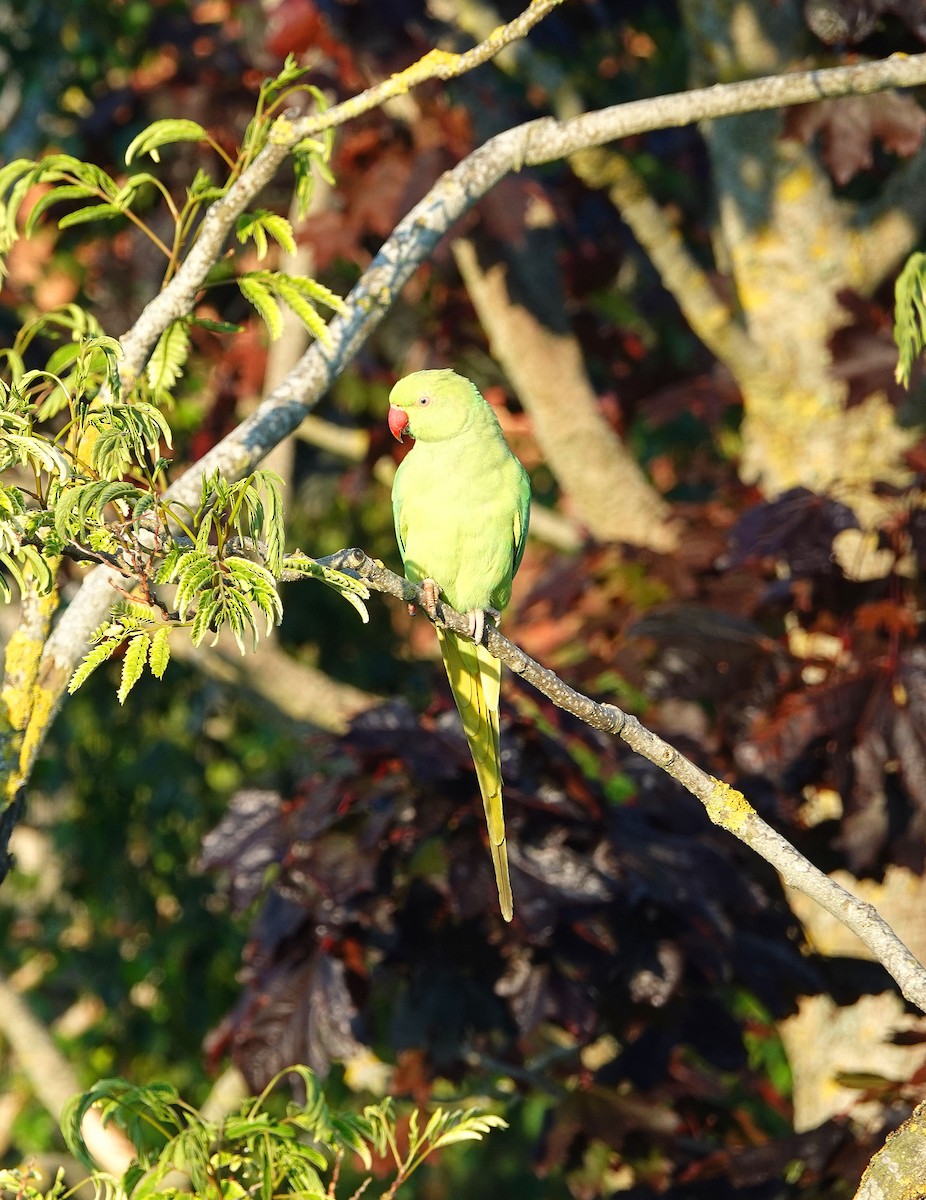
xmin=512 ymin=464 xmax=531 ymax=577
xmin=437 ymin=626 xmax=512 ymax=922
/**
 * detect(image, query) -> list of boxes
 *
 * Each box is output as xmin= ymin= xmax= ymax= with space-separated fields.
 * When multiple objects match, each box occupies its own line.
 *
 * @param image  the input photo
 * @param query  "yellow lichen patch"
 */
xmin=269 ymin=115 xmax=296 ymax=145
xmin=704 ymin=778 xmax=754 ymax=832
xmin=0 ymin=628 xmax=45 ymax=733
xmin=19 ymin=673 xmax=59 ymax=782
xmin=777 ymin=160 xmax=817 ymax=204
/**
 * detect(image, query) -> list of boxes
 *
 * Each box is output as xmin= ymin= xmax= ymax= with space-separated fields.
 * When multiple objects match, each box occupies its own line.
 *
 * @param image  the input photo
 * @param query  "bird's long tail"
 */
xmin=437 ymin=626 xmax=513 ymax=921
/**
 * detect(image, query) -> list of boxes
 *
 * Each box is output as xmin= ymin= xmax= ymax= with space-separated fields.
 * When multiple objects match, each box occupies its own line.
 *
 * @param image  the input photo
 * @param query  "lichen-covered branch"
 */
xmin=854 ymin=1099 xmax=926 ymax=1200
xmin=324 ymin=548 xmax=926 ymax=1016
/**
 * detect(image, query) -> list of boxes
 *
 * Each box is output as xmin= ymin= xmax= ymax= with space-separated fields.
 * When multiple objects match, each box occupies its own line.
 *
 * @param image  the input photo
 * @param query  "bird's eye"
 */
xmin=417 ymin=395 xmax=431 ymax=406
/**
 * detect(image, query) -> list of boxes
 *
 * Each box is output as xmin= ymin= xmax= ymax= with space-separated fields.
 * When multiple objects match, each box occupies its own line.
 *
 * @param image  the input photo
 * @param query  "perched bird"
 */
xmin=388 ymin=369 xmax=531 ymax=921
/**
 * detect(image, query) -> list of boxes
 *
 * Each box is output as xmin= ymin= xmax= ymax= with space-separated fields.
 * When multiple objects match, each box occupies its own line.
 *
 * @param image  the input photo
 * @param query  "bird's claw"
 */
xmin=465 ymin=607 xmax=500 ymax=645
xmin=419 ymin=578 xmax=442 ymax=621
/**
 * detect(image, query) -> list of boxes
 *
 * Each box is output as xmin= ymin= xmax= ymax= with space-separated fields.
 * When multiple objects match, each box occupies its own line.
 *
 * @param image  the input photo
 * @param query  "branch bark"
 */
xmin=323 ymin=548 xmax=926 ymax=1016
xmin=0 ymin=972 xmax=138 ymax=1176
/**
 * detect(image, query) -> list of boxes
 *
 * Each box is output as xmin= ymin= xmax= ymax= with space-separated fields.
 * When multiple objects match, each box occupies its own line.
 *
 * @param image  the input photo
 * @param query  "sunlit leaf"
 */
xmin=125 ymin=119 xmax=210 ymax=165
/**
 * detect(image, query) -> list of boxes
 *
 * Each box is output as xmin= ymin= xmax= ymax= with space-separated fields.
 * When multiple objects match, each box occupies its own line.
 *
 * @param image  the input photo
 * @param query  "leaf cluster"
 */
xmin=66 ymin=472 xmax=369 ymax=701
xmin=1 ymin=56 xmax=336 ymax=291
xmin=0 ymin=55 xmax=363 ymax=702
xmin=0 ymin=1069 xmax=505 ymax=1200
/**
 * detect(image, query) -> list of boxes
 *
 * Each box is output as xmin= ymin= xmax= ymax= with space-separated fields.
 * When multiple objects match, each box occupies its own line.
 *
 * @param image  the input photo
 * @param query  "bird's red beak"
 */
xmin=388 ymin=405 xmax=410 ymax=442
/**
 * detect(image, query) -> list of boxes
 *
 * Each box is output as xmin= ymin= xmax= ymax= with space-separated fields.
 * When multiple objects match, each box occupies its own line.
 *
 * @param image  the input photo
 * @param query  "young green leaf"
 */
xmin=895 ymin=251 xmax=926 ymax=387
xmin=125 ymin=118 xmax=210 ymax=165
xmin=239 ymin=276 xmax=284 ymax=340
xmin=117 ymin=633 xmax=150 ymax=704
xmin=57 ymin=203 xmax=124 ymax=229
xmin=68 ymin=637 xmax=122 ymax=693
xmin=147 ymin=320 xmax=191 ymax=395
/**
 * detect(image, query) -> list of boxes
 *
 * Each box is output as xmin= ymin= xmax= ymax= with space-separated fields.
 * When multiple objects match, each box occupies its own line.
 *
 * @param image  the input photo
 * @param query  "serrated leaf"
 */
xmin=174 ymin=554 xmax=216 ymax=617
xmin=68 ymin=638 xmax=121 ymax=693
xmin=147 ymin=320 xmax=191 ymax=394
xmin=117 ymin=633 xmax=149 ymax=704
xmin=94 ymin=480 xmax=139 ymax=513
xmin=273 ymin=279 xmax=331 ymax=345
xmin=132 ymin=492 xmax=156 ymax=524
xmin=239 ymin=277 xmax=284 ymax=340
xmin=284 ymin=274 xmax=347 ymax=314
xmin=896 ymin=251 xmax=926 ymax=387
xmin=237 ymin=211 xmax=297 ymax=259
xmin=125 ymin=119 xmax=210 ymax=165
xmin=189 ymin=598 xmax=218 ymax=646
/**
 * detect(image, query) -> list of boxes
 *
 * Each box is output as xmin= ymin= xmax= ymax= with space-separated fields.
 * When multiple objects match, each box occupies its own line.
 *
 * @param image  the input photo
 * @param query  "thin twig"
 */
xmin=322 ymin=548 xmax=926 ymax=1016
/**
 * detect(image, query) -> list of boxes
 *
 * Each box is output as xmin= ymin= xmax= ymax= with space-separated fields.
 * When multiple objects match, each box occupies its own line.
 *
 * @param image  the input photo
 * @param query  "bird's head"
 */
xmin=387 ymin=368 xmax=481 ymax=443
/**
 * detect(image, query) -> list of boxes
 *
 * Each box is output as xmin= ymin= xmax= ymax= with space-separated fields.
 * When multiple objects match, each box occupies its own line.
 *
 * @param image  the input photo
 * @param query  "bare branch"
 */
xmin=0 ymin=971 xmax=138 ymax=1175
xmin=570 ymin=146 xmax=762 ymax=378
xmin=323 ymin=548 xmax=926 ymax=1015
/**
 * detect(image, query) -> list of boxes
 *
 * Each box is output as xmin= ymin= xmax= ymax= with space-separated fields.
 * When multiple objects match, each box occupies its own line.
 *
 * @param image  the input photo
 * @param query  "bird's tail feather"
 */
xmin=437 ymin=627 xmax=513 ymax=921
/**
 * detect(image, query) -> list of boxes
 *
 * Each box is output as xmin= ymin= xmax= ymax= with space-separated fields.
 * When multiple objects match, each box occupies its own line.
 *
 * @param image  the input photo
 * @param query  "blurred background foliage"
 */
xmin=4 ymin=0 xmax=926 ymax=1197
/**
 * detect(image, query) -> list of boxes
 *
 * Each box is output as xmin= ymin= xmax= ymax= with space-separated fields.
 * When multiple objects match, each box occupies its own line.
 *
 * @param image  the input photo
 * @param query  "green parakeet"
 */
xmin=388 ymin=368 xmax=531 ymax=921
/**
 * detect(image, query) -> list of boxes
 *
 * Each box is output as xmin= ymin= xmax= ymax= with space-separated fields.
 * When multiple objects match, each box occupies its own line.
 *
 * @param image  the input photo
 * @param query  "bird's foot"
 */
xmin=465 ymin=607 xmax=500 ymax=645
xmin=418 ymin=578 xmax=442 ymax=622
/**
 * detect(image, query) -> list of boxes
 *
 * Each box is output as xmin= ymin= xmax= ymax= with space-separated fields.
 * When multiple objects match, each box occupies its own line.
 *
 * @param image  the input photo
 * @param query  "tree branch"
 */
xmin=453 ymin=237 xmax=678 ymax=551
xmin=25 ymin=50 xmax=926 ymax=792
xmin=0 ymin=972 xmax=138 ymax=1176
xmin=322 ymin=547 xmax=926 ymax=1016
xmin=853 ymin=140 xmax=926 ymax=295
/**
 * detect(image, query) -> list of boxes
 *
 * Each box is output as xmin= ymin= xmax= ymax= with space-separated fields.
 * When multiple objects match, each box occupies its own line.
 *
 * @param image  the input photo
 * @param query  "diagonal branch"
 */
xmin=322 ymin=547 xmax=926 ymax=1016
xmin=452 ymin=237 xmax=678 ymax=551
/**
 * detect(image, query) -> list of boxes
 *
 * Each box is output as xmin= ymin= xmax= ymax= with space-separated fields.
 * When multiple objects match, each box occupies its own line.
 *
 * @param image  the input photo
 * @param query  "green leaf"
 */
xmin=174 ymin=552 xmax=216 ymax=617
xmin=283 ymin=554 xmax=370 ymax=623
xmin=285 ymin=274 xmax=347 ymax=315
xmin=239 ymin=277 xmax=284 ymax=340
xmin=237 ymin=211 xmax=297 ymax=259
xmin=57 ymin=203 xmax=124 ymax=229
xmin=117 ymin=633 xmax=149 ymax=704
xmin=125 ymin=119 xmax=210 ymax=165
xmin=147 ymin=320 xmax=191 ymax=395
xmin=68 ymin=637 xmax=121 ymax=693
xmin=24 ymin=184 xmax=100 ymax=235
xmin=273 ymin=278 xmax=331 ymax=345
xmin=895 ymin=251 xmax=926 ymax=387
xmin=189 ymin=316 xmax=243 ymax=334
